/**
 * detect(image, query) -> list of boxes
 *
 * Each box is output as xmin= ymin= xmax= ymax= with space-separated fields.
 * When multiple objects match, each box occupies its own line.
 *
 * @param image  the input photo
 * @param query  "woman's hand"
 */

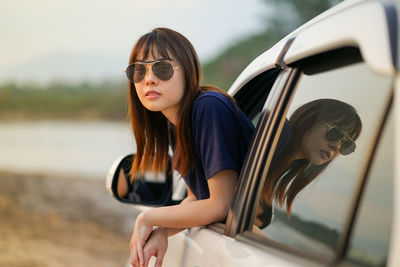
xmin=142 ymin=227 xmax=168 ymax=267
xmin=130 ymin=212 xmax=153 ymax=267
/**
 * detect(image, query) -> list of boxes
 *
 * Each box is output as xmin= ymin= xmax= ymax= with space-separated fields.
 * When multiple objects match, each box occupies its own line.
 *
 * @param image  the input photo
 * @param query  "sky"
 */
xmin=0 ymin=0 xmax=267 ymax=84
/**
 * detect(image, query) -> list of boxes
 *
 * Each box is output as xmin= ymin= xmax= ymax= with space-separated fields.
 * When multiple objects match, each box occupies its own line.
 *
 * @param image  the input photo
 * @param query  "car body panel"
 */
xmin=170 ymin=226 xmax=322 ymax=267
xmin=158 ymin=231 xmax=188 ymax=267
xmin=177 ymin=227 xmax=225 ymax=266
xmin=284 ymin=1 xmax=396 ymax=75
xmin=388 ymin=75 xmax=400 ymax=267
xmin=212 ymin=235 xmax=321 ymax=267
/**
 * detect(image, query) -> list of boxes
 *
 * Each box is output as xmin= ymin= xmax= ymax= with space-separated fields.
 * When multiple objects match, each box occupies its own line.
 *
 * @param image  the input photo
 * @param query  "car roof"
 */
xmin=228 ymin=0 xmax=396 ymax=96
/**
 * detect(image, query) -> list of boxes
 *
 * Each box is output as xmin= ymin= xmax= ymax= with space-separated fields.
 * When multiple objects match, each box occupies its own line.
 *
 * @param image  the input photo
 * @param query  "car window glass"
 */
xmin=345 ymin=110 xmax=393 ymax=266
xmin=233 ymin=68 xmax=281 ymax=126
xmin=252 ymin=61 xmax=392 ymax=259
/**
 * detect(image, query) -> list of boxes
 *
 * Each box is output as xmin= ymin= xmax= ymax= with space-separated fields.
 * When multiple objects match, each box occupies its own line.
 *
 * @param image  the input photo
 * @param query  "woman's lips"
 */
xmin=320 ymin=150 xmax=330 ymax=161
xmin=145 ymin=90 xmax=161 ymax=100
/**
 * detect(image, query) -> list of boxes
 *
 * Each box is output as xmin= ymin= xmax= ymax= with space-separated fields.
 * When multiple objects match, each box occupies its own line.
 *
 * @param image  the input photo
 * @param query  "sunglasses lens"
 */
xmin=126 ymin=61 xmax=175 ymax=83
xmin=133 ymin=64 xmax=146 ymax=83
xmin=126 ymin=65 xmax=135 ymax=82
xmin=126 ymin=64 xmax=146 ymax=83
xmin=340 ymin=140 xmax=356 ymax=155
xmin=153 ymin=61 xmax=174 ymax=81
xmin=326 ymin=127 xmax=344 ymax=142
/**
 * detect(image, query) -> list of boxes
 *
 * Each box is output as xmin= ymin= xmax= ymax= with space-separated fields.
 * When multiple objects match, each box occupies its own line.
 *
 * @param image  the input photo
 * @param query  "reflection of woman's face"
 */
xmin=300 ymin=123 xmax=340 ymax=165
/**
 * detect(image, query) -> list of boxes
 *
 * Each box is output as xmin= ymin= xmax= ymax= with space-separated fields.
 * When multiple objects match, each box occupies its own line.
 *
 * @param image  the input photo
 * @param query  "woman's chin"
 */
xmin=310 ymin=157 xmax=328 ymax=166
xmin=143 ymin=104 xmax=162 ymax=112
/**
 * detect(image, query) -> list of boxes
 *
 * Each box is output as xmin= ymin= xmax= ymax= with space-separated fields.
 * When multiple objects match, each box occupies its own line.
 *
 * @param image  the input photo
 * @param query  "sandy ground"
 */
xmin=0 ymin=171 xmax=140 ymax=267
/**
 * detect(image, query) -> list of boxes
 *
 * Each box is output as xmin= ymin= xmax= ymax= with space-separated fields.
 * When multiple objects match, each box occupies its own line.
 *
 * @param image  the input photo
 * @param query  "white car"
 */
xmin=106 ymin=0 xmax=400 ymax=266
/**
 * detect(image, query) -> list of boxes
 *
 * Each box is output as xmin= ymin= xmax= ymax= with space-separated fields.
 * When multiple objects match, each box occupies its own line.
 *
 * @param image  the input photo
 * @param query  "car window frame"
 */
xmin=225 ymin=68 xmax=302 ymax=237
xmin=204 ymin=67 xmax=282 ymax=235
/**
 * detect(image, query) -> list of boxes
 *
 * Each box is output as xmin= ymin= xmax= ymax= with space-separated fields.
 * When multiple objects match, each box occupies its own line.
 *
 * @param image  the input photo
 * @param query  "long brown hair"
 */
xmin=128 ymin=28 xmax=231 ymax=179
xmin=262 ymin=99 xmax=362 ymax=215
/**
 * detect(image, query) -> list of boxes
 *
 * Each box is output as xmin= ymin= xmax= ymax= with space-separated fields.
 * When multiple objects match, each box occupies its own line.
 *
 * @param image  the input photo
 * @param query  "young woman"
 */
xmin=256 ymin=99 xmax=362 ymax=228
xmin=125 ymin=28 xmax=255 ymax=267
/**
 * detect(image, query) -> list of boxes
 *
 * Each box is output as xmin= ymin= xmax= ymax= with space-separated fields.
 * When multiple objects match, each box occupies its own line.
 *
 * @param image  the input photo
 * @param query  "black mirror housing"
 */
xmin=106 ymin=154 xmax=183 ymax=206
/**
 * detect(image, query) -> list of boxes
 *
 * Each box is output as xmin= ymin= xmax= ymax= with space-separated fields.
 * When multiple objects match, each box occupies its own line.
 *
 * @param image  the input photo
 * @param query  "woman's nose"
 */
xmin=144 ymin=66 xmax=158 ymax=85
xmin=328 ymin=140 xmax=340 ymax=151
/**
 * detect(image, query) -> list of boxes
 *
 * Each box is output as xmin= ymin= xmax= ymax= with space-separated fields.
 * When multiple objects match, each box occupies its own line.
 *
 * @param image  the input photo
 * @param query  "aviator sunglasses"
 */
xmin=325 ymin=123 xmax=356 ymax=155
xmin=125 ymin=60 xmax=179 ymax=83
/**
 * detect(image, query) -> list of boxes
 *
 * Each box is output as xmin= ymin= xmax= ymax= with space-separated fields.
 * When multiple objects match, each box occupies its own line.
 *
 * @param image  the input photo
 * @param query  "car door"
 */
xmin=231 ymin=52 xmax=393 ymax=264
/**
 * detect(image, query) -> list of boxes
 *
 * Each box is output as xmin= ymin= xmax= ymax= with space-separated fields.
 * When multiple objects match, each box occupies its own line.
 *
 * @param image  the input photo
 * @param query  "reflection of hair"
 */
xmin=262 ymin=99 xmax=362 ymax=215
xmin=128 ymin=28 xmax=231 ymax=178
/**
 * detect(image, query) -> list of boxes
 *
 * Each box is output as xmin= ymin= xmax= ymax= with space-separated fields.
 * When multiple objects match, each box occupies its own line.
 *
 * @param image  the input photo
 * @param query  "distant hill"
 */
xmin=274 ymin=209 xmax=339 ymax=251
xmin=0 ymin=51 xmax=127 ymax=84
xmin=0 ymin=81 xmax=127 ymax=121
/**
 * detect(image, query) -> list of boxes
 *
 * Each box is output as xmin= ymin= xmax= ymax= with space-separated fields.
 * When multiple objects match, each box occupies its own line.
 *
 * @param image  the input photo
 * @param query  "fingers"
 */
xmin=142 ymin=248 xmax=165 ymax=267
xmin=154 ymin=249 xmax=166 ymax=267
xmin=130 ymin=251 xmax=139 ymax=267
xmin=130 ymin=244 xmax=139 ymax=267
xmin=130 ymin=239 xmax=142 ymax=267
xmin=130 ymin=223 xmax=150 ymax=267
xmin=130 ymin=245 xmax=144 ymax=267
xmin=143 ymin=246 xmax=156 ymax=267
xmin=137 ymin=241 xmax=145 ymax=267
xmin=143 ymin=254 xmax=152 ymax=267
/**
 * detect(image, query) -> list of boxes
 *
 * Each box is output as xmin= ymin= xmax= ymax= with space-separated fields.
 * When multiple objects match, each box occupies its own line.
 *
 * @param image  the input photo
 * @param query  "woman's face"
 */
xmin=300 ymin=122 xmax=341 ymax=165
xmin=134 ymin=50 xmax=185 ymax=124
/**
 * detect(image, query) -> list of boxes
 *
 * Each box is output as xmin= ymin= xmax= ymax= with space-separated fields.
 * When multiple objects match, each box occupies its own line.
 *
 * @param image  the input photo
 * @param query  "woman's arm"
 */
xmin=139 ymin=186 xmax=197 ymax=267
xmin=157 ymin=185 xmax=197 ymax=237
xmin=139 ymin=169 xmax=237 ymax=228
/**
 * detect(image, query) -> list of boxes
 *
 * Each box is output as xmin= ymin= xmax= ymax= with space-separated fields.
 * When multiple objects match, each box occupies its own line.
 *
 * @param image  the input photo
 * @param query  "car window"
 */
xmin=345 ymin=110 xmax=393 ymax=266
xmin=233 ymin=68 xmax=281 ymax=126
xmin=250 ymin=59 xmax=392 ymax=260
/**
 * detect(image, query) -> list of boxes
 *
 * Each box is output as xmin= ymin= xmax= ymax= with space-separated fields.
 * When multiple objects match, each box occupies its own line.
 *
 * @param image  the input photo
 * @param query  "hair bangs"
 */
xmin=136 ymin=32 xmax=174 ymax=62
xmin=304 ymin=100 xmax=362 ymax=140
xmin=335 ymin=114 xmax=362 ymax=139
xmin=320 ymin=104 xmax=362 ymax=139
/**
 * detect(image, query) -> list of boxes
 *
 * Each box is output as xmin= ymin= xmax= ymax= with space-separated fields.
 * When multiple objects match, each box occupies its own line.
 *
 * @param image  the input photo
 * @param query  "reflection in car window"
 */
xmin=255 ymin=99 xmax=362 ymax=227
xmin=252 ymin=61 xmax=392 ymax=259
xmin=346 ymin=111 xmax=393 ymax=266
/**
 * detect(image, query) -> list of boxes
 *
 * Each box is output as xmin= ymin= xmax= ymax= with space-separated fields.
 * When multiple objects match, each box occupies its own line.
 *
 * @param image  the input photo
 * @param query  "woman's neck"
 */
xmin=291 ymin=150 xmax=306 ymax=161
xmin=162 ymin=108 xmax=178 ymax=126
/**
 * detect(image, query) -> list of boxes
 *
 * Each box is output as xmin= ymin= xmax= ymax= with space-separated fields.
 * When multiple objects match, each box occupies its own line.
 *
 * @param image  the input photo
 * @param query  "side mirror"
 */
xmin=106 ymin=154 xmax=186 ymax=206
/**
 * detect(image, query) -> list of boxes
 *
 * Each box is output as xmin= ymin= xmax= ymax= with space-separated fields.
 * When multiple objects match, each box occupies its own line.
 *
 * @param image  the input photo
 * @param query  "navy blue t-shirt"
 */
xmin=183 ymin=91 xmax=255 ymax=200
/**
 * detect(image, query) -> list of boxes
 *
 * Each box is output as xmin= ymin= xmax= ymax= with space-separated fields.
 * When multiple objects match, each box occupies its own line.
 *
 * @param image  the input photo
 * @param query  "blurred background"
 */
xmin=0 ymin=0 xmax=339 ymax=266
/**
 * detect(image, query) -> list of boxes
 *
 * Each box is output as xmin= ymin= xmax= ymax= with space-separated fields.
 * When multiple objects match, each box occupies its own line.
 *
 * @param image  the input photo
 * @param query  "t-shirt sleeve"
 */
xmin=192 ymin=95 xmax=242 ymax=179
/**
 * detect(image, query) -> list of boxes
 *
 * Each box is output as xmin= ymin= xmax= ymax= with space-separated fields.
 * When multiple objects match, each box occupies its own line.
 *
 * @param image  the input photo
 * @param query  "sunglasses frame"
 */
xmin=125 ymin=59 xmax=179 ymax=83
xmin=325 ymin=123 xmax=356 ymax=155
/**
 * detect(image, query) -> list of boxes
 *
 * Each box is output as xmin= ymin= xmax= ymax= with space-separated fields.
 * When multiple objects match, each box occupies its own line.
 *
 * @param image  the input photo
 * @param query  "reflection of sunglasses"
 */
xmin=325 ymin=124 xmax=356 ymax=155
xmin=125 ymin=60 xmax=179 ymax=83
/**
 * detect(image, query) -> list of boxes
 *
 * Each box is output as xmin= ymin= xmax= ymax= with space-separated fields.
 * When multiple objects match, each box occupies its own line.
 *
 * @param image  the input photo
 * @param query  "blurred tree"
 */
xmin=202 ymin=0 xmax=341 ymax=90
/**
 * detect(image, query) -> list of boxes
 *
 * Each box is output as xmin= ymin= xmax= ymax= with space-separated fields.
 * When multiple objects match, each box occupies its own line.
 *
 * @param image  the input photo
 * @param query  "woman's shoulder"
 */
xmin=276 ymin=119 xmax=293 ymax=151
xmin=193 ymin=91 xmax=234 ymax=111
